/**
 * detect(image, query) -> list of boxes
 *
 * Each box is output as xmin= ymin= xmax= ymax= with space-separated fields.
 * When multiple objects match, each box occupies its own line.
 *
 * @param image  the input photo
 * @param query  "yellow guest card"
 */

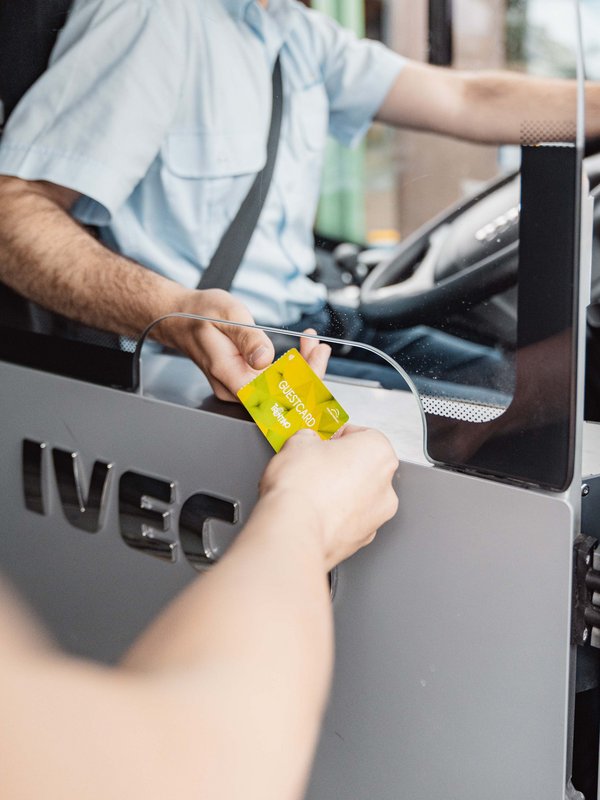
xmin=237 ymin=349 xmax=349 ymax=452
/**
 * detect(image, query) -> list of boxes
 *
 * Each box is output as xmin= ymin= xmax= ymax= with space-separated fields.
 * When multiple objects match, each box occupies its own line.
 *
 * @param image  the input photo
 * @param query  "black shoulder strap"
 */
xmin=0 ymin=0 xmax=73 ymax=128
xmin=197 ymin=55 xmax=283 ymax=291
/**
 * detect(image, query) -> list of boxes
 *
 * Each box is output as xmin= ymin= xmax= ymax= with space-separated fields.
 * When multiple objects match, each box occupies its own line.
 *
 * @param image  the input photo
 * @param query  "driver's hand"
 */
xmin=155 ymin=288 xmax=331 ymax=401
xmin=259 ymin=425 xmax=399 ymax=571
xmin=298 ymin=327 xmax=331 ymax=379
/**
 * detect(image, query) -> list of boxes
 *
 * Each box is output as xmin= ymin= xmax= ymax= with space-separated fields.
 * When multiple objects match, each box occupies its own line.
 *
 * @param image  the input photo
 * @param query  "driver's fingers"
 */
xmin=300 ymin=328 xmax=320 ymax=358
xmin=198 ymin=326 xmax=261 ymax=397
xmin=307 ymin=343 xmax=331 ymax=379
xmin=300 ymin=329 xmax=331 ymax=379
xmin=212 ymin=306 xmax=275 ymax=370
xmin=207 ymin=373 xmax=238 ymax=403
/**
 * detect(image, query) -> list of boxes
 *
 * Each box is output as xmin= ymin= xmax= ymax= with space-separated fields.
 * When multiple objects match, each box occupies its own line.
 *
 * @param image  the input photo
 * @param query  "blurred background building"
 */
xmin=298 ymin=0 xmax=593 ymax=246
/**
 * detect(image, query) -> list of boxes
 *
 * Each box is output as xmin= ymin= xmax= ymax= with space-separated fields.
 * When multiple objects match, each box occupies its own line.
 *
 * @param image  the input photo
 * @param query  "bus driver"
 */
xmin=0 ymin=0 xmax=597 ymax=398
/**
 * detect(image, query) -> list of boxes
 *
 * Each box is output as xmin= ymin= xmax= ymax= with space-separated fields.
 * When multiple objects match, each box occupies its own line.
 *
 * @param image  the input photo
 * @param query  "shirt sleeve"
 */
xmin=0 ymin=0 xmax=187 ymax=225
xmin=307 ymin=9 xmax=406 ymax=148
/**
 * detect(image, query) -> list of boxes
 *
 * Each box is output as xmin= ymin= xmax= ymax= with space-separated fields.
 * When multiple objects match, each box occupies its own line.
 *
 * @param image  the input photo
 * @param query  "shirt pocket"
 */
xmin=289 ymin=81 xmax=329 ymax=153
xmin=163 ymin=130 xmax=266 ymax=177
xmin=160 ymin=130 xmax=266 ymax=259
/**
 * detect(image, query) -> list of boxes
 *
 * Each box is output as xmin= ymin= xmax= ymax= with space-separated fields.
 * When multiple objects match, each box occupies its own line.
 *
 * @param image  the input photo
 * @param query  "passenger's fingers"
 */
xmin=383 ymin=488 xmax=400 ymax=521
xmin=337 ymin=426 xmax=400 ymax=479
xmin=330 ymin=424 xmax=348 ymax=440
xmin=335 ymin=424 xmax=369 ymax=437
xmin=283 ymin=428 xmax=321 ymax=450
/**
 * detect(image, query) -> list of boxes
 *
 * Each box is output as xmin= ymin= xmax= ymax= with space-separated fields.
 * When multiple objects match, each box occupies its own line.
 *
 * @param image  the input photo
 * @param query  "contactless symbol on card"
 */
xmin=237 ymin=349 xmax=349 ymax=452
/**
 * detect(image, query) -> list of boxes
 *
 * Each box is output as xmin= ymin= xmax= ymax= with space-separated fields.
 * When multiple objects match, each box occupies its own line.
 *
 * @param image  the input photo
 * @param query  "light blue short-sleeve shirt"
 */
xmin=0 ymin=0 xmax=405 ymax=325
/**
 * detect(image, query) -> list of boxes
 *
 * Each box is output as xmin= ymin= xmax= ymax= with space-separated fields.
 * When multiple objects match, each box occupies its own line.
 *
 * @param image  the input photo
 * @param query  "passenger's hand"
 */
xmin=156 ymin=289 xmax=331 ymax=401
xmin=259 ymin=425 xmax=399 ymax=570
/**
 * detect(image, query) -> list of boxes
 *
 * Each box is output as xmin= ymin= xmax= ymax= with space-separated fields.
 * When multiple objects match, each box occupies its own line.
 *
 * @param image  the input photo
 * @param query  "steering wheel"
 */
xmin=359 ymin=173 xmax=521 ymax=329
xmin=360 ymin=149 xmax=600 ymax=332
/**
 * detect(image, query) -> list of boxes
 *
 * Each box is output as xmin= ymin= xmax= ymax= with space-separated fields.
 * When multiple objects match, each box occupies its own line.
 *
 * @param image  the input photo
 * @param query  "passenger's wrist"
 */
xmin=250 ymin=488 xmax=329 ymax=571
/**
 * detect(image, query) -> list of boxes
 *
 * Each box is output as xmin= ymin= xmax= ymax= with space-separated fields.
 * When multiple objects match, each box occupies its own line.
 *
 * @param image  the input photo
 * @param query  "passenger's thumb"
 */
xmin=285 ymin=428 xmax=321 ymax=449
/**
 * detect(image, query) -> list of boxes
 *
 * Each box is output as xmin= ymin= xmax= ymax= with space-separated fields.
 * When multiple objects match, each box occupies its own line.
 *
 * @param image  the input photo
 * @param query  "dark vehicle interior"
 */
xmin=0 ymin=0 xmax=134 ymax=388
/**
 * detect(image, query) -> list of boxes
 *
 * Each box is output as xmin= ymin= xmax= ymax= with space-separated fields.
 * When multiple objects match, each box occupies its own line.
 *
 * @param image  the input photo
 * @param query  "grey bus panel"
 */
xmin=308 ymin=462 xmax=575 ymax=800
xmin=0 ymin=359 xmax=578 ymax=797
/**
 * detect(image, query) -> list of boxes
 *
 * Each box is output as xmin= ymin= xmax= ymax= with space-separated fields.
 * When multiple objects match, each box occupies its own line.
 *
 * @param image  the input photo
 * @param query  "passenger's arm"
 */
xmin=377 ymin=61 xmax=600 ymax=144
xmin=0 ymin=426 xmax=399 ymax=800
xmin=0 ymin=177 xmax=328 ymax=400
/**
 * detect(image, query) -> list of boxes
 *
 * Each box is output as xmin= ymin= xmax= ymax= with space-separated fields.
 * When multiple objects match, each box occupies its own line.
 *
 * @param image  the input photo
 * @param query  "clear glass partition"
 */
xmin=130 ymin=0 xmax=586 ymax=492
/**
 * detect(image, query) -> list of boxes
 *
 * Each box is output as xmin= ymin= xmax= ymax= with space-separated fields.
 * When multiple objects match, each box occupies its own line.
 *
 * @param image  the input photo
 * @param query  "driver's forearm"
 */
xmin=459 ymin=71 xmax=600 ymax=144
xmin=0 ymin=179 xmax=184 ymax=337
xmin=378 ymin=62 xmax=600 ymax=145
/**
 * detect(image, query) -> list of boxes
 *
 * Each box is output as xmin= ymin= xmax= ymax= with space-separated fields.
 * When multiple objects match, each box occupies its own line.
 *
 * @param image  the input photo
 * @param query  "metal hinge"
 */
xmin=572 ymin=533 xmax=600 ymax=648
